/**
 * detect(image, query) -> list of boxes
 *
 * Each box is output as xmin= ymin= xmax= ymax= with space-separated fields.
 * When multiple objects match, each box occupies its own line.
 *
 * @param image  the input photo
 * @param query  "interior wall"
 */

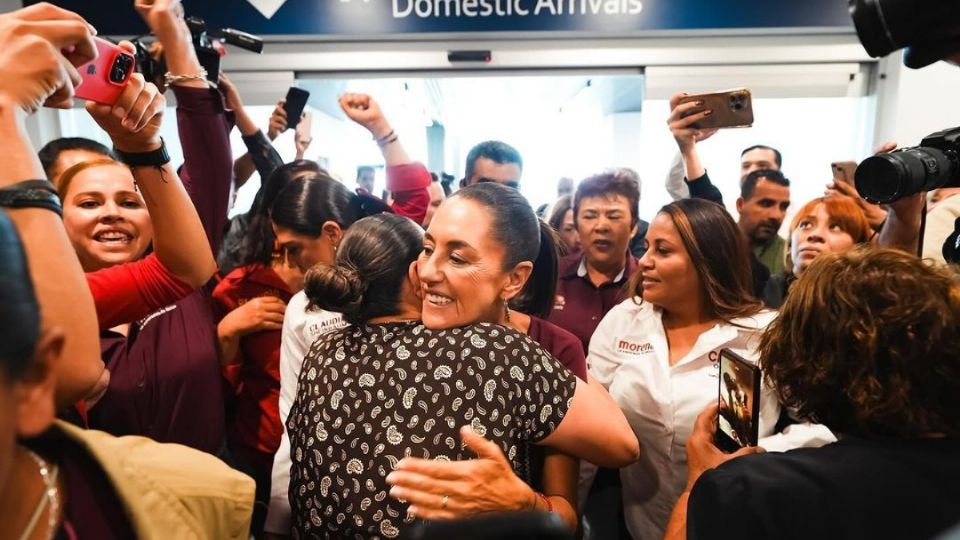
xmin=878 ymin=55 xmax=960 ymax=148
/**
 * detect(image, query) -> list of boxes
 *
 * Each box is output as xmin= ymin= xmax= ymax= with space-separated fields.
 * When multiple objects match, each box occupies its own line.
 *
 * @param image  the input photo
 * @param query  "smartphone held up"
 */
xmin=75 ymin=38 xmax=136 ymax=106
xmin=716 ymin=349 xmax=761 ymax=453
xmin=679 ymin=88 xmax=754 ymax=130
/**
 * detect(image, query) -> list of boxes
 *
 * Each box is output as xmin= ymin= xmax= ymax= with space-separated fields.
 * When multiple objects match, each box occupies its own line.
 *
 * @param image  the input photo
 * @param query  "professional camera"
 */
xmin=132 ymin=15 xmax=263 ymax=87
xmin=854 ymin=127 xmax=960 ymax=204
xmin=849 ymin=0 xmax=960 ymax=68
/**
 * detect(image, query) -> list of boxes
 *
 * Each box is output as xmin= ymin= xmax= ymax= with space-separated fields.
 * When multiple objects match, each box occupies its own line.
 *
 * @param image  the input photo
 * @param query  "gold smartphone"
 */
xmin=678 ymin=88 xmax=754 ymax=129
xmin=831 ymin=160 xmax=858 ymax=185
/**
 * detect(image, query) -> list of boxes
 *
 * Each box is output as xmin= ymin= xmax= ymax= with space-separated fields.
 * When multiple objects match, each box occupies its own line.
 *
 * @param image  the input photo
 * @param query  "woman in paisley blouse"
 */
xmin=391 ymin=182 xmax=604 ymax=529
xmin=287 ymin=212 xmax=638 ymax=539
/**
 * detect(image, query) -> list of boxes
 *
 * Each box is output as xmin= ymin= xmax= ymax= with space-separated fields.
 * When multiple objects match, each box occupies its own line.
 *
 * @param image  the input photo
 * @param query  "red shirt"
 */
xmin=86 ymin=253 xmax=194 ymax=330
xmin=547 ymin=252 xmax=638 ymax=353
xmin=212 ymin=264 xmax=293 ymax=466
xmin=386 ymin=162 xmax=431 ymax=225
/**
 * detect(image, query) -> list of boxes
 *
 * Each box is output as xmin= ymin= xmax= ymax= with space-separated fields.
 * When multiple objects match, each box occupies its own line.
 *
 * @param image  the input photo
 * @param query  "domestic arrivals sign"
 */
xmin=30 ymin=0 xmax=852 ymax=37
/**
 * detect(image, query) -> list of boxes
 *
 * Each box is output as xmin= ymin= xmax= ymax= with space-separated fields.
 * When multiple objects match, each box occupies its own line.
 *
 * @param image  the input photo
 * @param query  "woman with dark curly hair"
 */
xmin=667 ymin=247 xmax=960 ymax=540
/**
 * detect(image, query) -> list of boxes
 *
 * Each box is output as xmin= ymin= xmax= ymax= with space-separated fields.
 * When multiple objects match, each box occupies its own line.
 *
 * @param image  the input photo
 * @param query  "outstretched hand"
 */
xmin=385 ymin=426 xmax=536 ymax=520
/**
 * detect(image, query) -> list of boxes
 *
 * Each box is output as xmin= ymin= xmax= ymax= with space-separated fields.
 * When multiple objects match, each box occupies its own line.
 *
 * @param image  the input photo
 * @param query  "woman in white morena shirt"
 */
xmin=587 ymin=200 xmax=835 ymax=540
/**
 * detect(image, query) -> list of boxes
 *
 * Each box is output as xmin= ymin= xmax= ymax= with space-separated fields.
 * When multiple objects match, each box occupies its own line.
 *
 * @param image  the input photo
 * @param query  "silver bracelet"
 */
xmin=164 ymin=69 xmax=208 ymax=86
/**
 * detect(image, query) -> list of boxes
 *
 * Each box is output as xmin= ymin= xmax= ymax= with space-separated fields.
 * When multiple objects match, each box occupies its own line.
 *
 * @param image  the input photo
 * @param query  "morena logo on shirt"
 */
xmin=617 ymin=340 xmax=653 ymax=355
xmin=553 ymin=295 xmax=565 ymax=311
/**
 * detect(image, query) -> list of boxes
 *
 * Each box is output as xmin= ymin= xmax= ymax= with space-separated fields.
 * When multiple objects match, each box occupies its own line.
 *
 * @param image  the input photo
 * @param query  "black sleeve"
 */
xmin=688 ymin=468 xmax=764 ymax=540
xmin=241 ymin=130 xmax=284 ymax=182
xmin=685 ymin=170 xmax=725 ymax=205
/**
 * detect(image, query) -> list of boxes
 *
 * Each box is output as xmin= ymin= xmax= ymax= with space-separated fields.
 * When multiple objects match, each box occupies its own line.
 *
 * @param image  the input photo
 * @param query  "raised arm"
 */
xmin=86 ymin=57 xmax=216 ymax=288
xmin=137 ymin=0 xmax=234 ymax=254
xmin=0 ymin=3 xmax=102 ymax=406
xmin=225 ymin=77 xmax=285 ymax=188
xmin=339 ymin=93 xmax=430 ymax=223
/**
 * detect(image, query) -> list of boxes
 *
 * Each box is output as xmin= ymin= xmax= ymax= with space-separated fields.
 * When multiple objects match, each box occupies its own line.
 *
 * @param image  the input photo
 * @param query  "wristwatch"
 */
xmin=0 ymin=179 xmax=62 ymax=216
xmin=114 ymin=139 xmax=171 ymax=168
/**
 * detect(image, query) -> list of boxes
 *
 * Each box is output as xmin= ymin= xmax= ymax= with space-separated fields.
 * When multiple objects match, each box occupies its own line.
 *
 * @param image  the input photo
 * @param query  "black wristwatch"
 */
xmin=0 ymin=179 xmax=62 ymax=216
xmin=114 ymin=139 xmax=171 ymax=168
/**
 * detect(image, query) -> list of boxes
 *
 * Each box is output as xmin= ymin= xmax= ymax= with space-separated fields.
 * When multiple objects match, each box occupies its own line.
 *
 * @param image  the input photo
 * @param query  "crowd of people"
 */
xmin=1 ymin=1 xmax=959 ymax=540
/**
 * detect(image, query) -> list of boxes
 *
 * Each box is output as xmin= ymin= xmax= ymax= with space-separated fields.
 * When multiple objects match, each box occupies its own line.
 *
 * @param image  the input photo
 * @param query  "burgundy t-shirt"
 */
xmin=548 ymin=252 xmax=638 ymax=353
xmin=27 ymin=428 xmax=135 ymax=540
xmin=89 ymin=289 xmax=225 ymax=455
xmin=528 ymin=316 xmax=588 ymax=380
xmin=525 ymin=315 xmax=588 ymax=493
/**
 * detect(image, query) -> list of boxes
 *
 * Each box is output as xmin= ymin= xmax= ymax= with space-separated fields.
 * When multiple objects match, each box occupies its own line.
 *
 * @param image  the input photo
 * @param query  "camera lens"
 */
xmin=855 ymin=147 xmax=954 ymax=204
xmin=110 ymin=56 xmax=132 ymax=83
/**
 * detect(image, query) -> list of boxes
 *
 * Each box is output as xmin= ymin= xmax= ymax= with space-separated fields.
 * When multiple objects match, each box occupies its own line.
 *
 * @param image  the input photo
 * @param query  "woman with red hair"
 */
xmin=764 ymin=196 xmax=872 ymax=307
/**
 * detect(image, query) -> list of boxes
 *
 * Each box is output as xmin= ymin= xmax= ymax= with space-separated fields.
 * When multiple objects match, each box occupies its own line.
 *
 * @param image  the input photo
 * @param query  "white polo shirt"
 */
xmin=265 ymin=291 xmax=347 ymax=534
xmin=588 ymin=298 xmax=836 ymax=540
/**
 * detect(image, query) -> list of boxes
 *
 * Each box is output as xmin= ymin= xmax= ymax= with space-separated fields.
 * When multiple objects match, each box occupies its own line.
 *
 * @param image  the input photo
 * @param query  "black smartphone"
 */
xmin=283 ymin=87 xmax=310 ymax=130
xmin=716 ymin=348 xmax=761 ymax=452
xmin=196 ymin=47 xmax=222 ymax=85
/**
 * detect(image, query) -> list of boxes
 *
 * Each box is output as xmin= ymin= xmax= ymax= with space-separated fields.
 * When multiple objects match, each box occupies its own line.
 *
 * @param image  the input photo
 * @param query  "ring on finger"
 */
xmin=441 ymin=495 xmax=449 ymax=509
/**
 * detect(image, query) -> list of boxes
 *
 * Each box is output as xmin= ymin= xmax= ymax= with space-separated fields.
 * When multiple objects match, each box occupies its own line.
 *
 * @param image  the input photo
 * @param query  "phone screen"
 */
xmin=717 ymin=349 xmax=761 ymax=451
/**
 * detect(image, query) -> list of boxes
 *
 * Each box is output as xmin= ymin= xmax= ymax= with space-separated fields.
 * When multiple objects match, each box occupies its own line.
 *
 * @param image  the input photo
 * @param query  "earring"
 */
xmin=503 ymin=300 xmax=511 ymax=323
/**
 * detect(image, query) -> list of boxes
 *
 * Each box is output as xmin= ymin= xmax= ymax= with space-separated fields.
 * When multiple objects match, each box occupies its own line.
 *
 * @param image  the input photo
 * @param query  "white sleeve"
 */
xmin=264 ymin=292 xmax=309 ymax=534
xmin=757 ymin=381 xmax=837 ymax=453
xmin=585 ymin=302 xmax=629 ymax=389
xmin=921 ymin=197 xmax=960 ymax=264
xmin=665 ymin=150 xmax=689 ymax=201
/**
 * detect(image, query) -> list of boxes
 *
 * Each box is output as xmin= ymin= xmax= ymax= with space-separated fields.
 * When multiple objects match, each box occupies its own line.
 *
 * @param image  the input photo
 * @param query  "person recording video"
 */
xmin=847 ymin=0 xmax=960 ymax=262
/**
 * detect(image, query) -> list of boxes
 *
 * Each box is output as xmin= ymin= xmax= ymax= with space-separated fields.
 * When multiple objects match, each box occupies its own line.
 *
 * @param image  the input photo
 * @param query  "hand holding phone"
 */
xmin=716 ymin=349 xmax=761 ymax=453
xmin=75 ymin=37 xmax=136 ymax=106
xmin=678 ymin=88 xmax=754 ymax=130
xmin=831 ymin=160 xmax=858 ymax=185
xmin=283 ymin=87 xmax=310 ymax=130
xmin=295 ymin=111 xmax=313 ymax=159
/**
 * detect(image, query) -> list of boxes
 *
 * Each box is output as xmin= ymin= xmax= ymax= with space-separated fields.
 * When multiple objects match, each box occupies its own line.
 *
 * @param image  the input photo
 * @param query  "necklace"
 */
xmin=17 ymin=449 xmax=60 ymax=540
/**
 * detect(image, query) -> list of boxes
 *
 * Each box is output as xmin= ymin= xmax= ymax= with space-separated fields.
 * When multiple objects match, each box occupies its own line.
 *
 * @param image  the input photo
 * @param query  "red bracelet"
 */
xmin=534 ymin=492 xmax=553 ymax=513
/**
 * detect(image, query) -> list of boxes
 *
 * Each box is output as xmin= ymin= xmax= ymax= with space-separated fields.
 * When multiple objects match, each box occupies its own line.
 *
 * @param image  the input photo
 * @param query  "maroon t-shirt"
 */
xmin=27 ymin=428 xmax=136 ymax=540
xmin=548 ymin=252 xmax=638 ymax=353
xmin=524 ymin=315 xmax=588 ymax=493
xmin=528 ymin=315 xmax=587 ymax=380
xmin=89 ymin=289 xmax=225 ymax=455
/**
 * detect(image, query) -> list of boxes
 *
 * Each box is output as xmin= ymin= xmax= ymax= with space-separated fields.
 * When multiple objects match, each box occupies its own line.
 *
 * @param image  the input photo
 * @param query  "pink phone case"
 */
xmin=75 ymin=38 xmax=136 ymax=105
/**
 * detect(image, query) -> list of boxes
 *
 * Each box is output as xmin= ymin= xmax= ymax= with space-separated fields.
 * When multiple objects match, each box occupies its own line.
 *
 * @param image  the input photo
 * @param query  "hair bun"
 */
xmin=304 ymin=262 xmax=366 ymax=315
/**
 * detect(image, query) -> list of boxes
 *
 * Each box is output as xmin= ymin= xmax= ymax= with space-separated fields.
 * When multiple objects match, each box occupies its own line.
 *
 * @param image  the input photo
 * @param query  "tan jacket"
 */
xmin=58 ymin=421 xmax=255 ymax=539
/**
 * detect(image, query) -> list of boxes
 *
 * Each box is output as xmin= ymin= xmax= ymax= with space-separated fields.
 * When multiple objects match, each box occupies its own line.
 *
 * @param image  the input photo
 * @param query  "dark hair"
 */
xmin=304 ymin=214 xmax=423 ymax=325
xmin=547 ymin=195 xmax=573 ymax=234
xmin=271 ymin=175 xmax=392 ymax=237
xmin=760 ymin=247 xmax=960 ymax=438
xmin=741 ymin=144 xmax=783 ymax=169
xmin=237 ymin=160 xmax=323 ymax=266
xmin=573 ymin=171 xmax=640 ymax=226
xmin=439 ymin=173 xmax=455 ymax=197
xmin=454 ymin=182 xmax=558 ymax=318
xmin=0 ymin=210 xmax=40 ymax=381
xmin=741 ymin=168 xmax=790 ymax=200
xmin=37 ymin=137 xmax=116 ymax=180
xmin=629 ymin=199 xmax=763 ymax=322
xmin=464 ymin=140 xmax=523 ymax=183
